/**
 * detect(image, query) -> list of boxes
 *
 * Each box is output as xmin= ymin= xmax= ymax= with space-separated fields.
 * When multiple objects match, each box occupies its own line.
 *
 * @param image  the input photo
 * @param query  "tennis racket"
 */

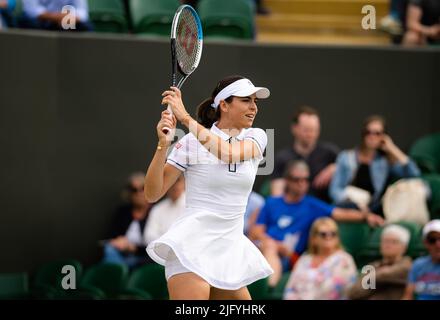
xmin=163 ymin=4 xmax=203 ymax=134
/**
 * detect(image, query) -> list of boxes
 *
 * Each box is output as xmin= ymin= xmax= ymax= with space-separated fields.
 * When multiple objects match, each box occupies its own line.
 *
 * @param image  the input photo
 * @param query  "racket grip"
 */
xmin=162 ymin=105 xmax=173 ymax=134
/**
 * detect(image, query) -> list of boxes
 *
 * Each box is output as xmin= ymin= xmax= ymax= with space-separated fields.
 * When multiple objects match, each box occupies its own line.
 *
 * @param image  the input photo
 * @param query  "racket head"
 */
xmin=170 ymin=5 xmax=203 ymax=88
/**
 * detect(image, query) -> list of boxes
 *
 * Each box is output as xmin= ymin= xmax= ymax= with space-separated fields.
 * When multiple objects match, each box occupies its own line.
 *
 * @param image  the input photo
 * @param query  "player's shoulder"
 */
xmin=243 ymin=127 xmax=267 ymax=137
xmin=175 ymin=132 xmax=197 ymax=145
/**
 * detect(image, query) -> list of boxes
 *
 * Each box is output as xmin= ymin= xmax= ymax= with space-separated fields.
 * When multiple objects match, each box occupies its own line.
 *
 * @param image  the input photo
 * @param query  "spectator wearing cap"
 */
xmin=348 ymin=224 xmax=412 ymax=300
xmin=22 ymin=0 xmax=93 ymax=31
xmin=402 ymin=220 xmax=440 ymax=300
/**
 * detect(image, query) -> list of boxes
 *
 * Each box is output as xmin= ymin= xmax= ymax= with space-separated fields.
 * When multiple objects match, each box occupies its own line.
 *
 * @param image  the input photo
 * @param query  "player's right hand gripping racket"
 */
xmin=163 ymin=5 xmax=203 ymax=134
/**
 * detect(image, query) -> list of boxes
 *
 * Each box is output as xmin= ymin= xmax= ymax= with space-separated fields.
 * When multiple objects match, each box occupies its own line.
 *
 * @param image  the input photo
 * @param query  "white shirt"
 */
xmin=144 ymin=193 xmax=186 ymax=244
xmin=125 ymin=220 xmax=144 ymax=246
xmin=166 ymin=123 xmax=267 ymax=215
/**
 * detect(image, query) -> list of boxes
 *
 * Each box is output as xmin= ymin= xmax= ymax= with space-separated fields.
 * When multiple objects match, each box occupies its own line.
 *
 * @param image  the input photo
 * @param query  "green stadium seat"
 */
xmin=258 ymin=178 xmax=271 ymax=198
xmin=0 ymin=273 xmax=29 ymax=300
xmin=129 ymin=0 xmax=180 ymax=36
xmin=248 ymin=277 xmax=270 ymax=300
xmin=31 ymin=259 xmax=83 ymax=299
xmin=337 ymin=222 xmax=370 ymax=257
xmin=120 ymin=263 xmax=167 ymax=300
xmin=197 ymin=0 xmax=255 ymax=40
xmin=423 ymin=174 xmax=440 ymax=219
xmin=80 ymin=263 xmax=128 ymax=299
xmin=268 ymin=272 xmax=290 ymax=300
xmin=88 ymin=0 xmax=129 ymax=33
xmin=409 ymin=133 xmax=440 ymax=175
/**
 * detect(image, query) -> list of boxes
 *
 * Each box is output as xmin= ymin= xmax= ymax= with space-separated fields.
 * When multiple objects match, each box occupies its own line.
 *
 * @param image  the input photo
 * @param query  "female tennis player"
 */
xmin=144 ymin=75 xmax=273 ymax=300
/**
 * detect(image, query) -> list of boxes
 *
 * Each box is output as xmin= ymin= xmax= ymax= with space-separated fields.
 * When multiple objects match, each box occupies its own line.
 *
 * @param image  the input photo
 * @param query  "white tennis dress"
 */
xmin=147 ymin=123 xmax=273 ymax=290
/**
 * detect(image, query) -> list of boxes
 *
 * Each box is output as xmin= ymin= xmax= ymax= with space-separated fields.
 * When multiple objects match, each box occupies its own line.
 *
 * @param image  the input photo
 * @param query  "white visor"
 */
xmin=211 ymin=78 xmax=270 ymax=109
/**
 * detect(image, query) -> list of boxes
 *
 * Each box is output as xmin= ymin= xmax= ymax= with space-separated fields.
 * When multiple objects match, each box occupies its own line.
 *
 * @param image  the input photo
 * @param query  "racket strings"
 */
xmin=175 ymin=9 xmax=202 ymax=77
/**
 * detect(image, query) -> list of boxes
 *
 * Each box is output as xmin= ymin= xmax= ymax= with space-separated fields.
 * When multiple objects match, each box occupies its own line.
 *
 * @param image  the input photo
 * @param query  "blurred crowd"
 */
xmin=0 ymin=0 xmax=439 ymax=46
xmin=109 ymin=105 xmax=439 ymax=300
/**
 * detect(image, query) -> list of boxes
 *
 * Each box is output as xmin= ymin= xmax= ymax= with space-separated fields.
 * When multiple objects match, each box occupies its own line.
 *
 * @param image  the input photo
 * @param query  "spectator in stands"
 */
xmin=402 ymin=219 xmax=440 ymax=300
xmin=144 ymin=176 xmax=185 ymax=244
xmin=22 ymin=0 xmax=93 ymax=31
xmin=283 ymin=217 xmax=357 ymax=300
xmin=271 ymin=106 xmax=339 ymax=202
xmin=403 ymin=0 xmax=440 ymax=45
xmin=102 ymin=172 xmax=153 ymax=269
xmin=380 ymin=0 xmax=408 ymax=36
xmin=0 ymin=0 xmax=15 ymax=28
xmin=243 ymin=191 xmax=265 ymax=235
xmin=329 ymin=115 xmax=420 ymax=215
xmin=254 ymin=0 xmax=270 ymax=15
xmin=250 ymin=160 xmax=384 ymax=287
xmin=348 ymin=224 xmax=412 ymax=300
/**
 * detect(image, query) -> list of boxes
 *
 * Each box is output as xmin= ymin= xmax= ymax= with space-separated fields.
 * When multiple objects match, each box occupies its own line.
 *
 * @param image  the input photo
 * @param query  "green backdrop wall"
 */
xmin=0 ymin=30 xmax=439 ymax=272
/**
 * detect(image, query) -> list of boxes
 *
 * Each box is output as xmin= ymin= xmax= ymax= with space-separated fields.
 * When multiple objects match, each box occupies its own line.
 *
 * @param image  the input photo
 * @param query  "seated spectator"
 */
xmin=144 ymin=176 xmax=185 ymax=244
xmin=250 ymin=160 xmax=384 ymax=287
xmin=243 ymin=190 xmax=265 ymax=235
xmin=330 ymin=115 xmax=420 ymax=215
xmin=0 ymin=0 xmax=15 ymax=28
xmin=102 ymin=172 xmax=153 ymax=269
xmin=271 ymin=106 xmax=339 ymax=202
xmin=283 ymin=217 xmax=357 ymax=300
xmin=403 ymin=0 xmax=440 ymax=45
xmin=348 ymin=224 xmax=412 ymax=300
xmin=402 ymin=219 xmax=440 ymax=300
xmin=22 ymin=0 xmax=92 ymax=31
xmin=379 ymin=0 xmax=408 ymax=36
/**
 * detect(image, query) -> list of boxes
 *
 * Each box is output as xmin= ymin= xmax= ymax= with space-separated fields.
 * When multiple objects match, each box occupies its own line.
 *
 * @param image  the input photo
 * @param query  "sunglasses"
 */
xmin=286 ymin=176 xmax=310 ymax=183
xmin=426 ymin=235 xmax=440 ymax=245
xmin=316 ymin=231 xmax=337 ymax=239
xmin=364 ymin=130 xmax=384 ymax=136
xmin=128 ymin=185 xmax=144 ymax=193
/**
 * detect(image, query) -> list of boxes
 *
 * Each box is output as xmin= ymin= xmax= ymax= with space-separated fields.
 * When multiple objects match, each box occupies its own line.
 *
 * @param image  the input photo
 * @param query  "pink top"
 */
xmin=284 ymin=250 xmax=357 ymax=300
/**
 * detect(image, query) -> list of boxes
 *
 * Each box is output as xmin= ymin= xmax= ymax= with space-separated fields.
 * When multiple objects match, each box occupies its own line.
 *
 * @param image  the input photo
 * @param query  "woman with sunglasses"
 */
xmin=329 ymin=115 xmax=420 ymax=214
xmin=283 ymin=217 xmax=357 ymax=300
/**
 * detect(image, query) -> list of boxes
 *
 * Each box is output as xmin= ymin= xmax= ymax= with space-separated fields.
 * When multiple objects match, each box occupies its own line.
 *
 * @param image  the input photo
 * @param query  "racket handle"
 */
xmin=162 ymin=105 xmax=173 ymax=134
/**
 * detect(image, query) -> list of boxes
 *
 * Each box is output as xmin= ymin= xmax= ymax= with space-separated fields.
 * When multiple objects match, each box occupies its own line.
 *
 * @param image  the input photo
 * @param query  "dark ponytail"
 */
xmin=196 ymin=75 xmax=245 ymax=128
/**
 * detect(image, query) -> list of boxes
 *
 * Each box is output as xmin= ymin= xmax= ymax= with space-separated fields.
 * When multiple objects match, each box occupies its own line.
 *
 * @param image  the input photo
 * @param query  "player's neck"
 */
xmin=216 ymin=120 xmax=244 ymax=137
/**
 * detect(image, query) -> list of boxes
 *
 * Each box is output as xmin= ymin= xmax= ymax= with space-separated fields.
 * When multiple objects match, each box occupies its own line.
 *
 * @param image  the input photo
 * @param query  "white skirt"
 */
xmin=146 ymin=207 xmax=273 ymax=290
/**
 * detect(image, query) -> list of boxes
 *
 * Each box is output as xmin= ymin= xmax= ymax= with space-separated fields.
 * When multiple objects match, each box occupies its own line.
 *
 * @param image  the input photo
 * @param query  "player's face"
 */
xmin=228 ymin=94 xmax=258 ymax=128
xmin=363 ymin=121 xmax=384 ymax=150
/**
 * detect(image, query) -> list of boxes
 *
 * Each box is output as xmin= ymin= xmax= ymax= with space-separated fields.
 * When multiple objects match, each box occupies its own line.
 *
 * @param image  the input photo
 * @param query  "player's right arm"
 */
xmin=144 ymin=110 xmax=181 ymax=203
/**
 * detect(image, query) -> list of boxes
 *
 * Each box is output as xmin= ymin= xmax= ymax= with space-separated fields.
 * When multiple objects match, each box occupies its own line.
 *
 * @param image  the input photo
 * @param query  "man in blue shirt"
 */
xmin=403 ymin=219 xmax=440 ymax=300
xmin=250 ymin=160 xmax=384 ymax=287
xmin=22 ymin=0 xmax=92 ymax=31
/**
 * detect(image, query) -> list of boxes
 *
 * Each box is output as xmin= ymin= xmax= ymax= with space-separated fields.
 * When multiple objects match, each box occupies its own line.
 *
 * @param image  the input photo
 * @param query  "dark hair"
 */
xmin=291 ymin=106 xmax=319 ymax=125
xmin=196 ymin=75 xmax=245 ymax=128
xmin=362 ymin=115 xmax=387 ymax=136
